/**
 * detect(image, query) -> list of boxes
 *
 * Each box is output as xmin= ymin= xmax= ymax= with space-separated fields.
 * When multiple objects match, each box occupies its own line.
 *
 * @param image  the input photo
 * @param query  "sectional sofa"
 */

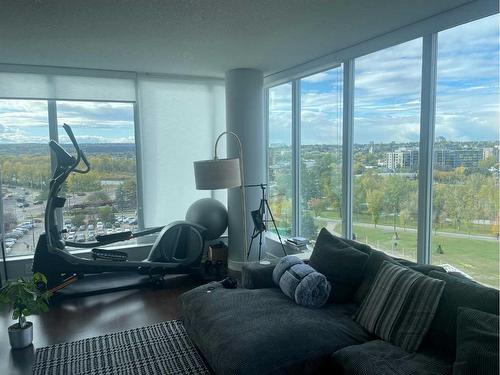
xmin=180 ymin=228 xmax=499 ymax=374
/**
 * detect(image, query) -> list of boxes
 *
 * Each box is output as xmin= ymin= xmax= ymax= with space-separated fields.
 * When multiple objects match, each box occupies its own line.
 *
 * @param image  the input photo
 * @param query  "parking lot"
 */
xmin=2 ymin=186 xmax=138 ymax=257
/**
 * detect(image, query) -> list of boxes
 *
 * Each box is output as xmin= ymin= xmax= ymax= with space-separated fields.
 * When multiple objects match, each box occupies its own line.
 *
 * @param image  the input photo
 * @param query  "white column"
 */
xmin=225 ymin=69 xmax=265 ymax=270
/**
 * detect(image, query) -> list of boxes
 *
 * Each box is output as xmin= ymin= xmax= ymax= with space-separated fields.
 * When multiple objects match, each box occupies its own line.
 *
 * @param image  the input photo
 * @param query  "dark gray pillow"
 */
xmin=352 ymin=249 xmax=401 ymax=304
xmin=423 ymin=271 xmax=500 ymax=358
xmin=309 ymin=228 xmax=369 ymax=303
xmin=355 ymin=261 xmax=445 ymax=352
xmin=453 ymin=307 xmax=499 ymax=375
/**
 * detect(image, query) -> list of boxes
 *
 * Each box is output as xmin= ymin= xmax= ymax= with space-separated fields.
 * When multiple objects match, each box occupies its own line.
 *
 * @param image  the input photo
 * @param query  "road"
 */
xmin=317 ymin=217 xmax=499 ymax=242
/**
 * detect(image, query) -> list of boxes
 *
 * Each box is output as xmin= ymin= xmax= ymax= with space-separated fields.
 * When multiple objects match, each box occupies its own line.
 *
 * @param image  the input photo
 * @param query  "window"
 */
xmin=432 ymin=14 xmax=499 ymax=287
xmin=57 ymin=101 xmax=137 ymax=244
xmin=0 ymin=100 xmax=50 ymax=257
xmin=0 ymin=99 xmax=139 ymax=257
xmin=265 ymin=12 xmax=499 ymax=288
xmin=268 ymin=83 xmax=293 ymax=236
xmin=300 ymin=67 xmax=343 ymax=241
xmin=353 ymin=38 xmax=422 ymax=260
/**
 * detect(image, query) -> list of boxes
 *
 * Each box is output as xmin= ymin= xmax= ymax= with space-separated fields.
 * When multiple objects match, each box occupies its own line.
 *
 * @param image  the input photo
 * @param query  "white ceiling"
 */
xmin=0 ymin=0 xmax=472 ymax=78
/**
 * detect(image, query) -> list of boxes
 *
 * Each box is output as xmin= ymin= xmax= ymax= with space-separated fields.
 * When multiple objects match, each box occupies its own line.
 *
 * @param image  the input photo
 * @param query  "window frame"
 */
xmin=265 ymin=6 xmax=498 ymax=264
xmin=0 ymin=98 xmax=142 ymax=259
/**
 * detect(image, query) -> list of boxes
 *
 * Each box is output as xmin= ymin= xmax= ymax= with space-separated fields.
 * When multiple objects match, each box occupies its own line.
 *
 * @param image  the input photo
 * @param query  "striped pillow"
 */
xmin=355 ymin=261 xmax=445 ymax=352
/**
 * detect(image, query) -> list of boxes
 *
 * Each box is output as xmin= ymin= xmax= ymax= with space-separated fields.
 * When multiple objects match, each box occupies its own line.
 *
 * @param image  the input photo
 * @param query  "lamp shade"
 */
xmin=194 ymin=157 xmax=242 ymax=190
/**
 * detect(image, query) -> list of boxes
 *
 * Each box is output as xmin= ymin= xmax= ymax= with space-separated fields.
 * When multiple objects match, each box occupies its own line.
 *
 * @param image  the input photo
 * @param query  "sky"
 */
xmin=0 ymin=100 xmax=135 ymax=144
xmin=269 ymin=14 xmax=499 ymax=145
xmin=0 ymin=15 xmax=498 ymax=146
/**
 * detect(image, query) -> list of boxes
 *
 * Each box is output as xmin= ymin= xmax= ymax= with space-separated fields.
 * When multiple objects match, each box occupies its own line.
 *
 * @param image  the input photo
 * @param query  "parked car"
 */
xmin=87 ymin=232 xmax=95 ymax=241
xmin=88 ymin=224 xmax=94 ymax=231
xmin=76 ymin=233 xmax=85 ymax=242
xmin=96 ymin=222 xmax=104 ymax=230
xmin=78 ymin=225 xmax=86 ymax=231
xmin=66 ymin=234 xmax=75 ymax=241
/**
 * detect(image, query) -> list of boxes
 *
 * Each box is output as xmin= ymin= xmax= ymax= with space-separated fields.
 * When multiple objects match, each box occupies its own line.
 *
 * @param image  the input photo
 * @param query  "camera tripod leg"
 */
xmin=265 ymin=199 xmax=287 ymax=256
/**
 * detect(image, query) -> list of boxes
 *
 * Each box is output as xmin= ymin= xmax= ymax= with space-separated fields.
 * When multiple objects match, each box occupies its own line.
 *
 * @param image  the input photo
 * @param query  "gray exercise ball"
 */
xmin=185 ymin=198 xmax=228 ymax=240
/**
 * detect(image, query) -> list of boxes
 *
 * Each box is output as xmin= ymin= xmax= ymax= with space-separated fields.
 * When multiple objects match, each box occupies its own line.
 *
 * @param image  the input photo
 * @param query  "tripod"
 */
xmin=246 ymin=184 xmax=287 ymax=261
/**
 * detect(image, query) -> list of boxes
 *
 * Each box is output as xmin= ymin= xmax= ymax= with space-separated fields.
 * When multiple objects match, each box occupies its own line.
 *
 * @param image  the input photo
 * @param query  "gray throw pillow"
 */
xmin=353 ymin=249 xmax=400 ymax=304
xmin=453 ymin=307 xmax=499 ymax=375
xmin=355 ymin=261 xmax=445 ymax=352
xmin=309 ymin=228 xmax=369 ymax=303
xmin=424 ymin=271 xmax=500 ymax=357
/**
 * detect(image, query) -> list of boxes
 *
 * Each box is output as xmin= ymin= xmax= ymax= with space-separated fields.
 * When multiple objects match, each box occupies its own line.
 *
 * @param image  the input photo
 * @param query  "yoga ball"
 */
xmin=186 ymin=198 xmax=228 ymax=240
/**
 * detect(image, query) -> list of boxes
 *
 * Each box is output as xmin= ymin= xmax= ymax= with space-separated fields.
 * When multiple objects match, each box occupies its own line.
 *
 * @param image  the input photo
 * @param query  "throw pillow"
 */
xmin=309 ymin=228 xmax=369 ymax=303
xmin=355 ymin=261 xmax=445 ymax=352
xmin=423 ymin=271 xmax=500 ymax=357
xmin=353 ymin=249 xmax=401 ymax=304
xmin=453 ymin=307 xmax=499 ymax=375
xmin=273 ymin=255 xmax=331 ymax=308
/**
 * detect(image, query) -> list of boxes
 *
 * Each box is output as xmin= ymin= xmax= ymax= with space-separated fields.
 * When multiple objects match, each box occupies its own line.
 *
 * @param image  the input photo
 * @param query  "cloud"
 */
xmin=268 ymin=14 xmax=498 ymax=145
xmin=0 ymin=99 xmax=135 ymax=143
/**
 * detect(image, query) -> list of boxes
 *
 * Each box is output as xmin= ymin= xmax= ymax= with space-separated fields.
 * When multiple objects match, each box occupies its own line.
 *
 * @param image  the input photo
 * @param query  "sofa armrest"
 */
xmin=242 ymin=262 xmax=276 ymax=289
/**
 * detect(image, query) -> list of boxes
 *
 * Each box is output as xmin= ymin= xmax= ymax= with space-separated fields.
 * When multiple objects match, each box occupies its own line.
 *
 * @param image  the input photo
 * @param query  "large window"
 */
xmin=432 ymin=14 xmax=499 ymax=287
xmin=353 ymin=38 xmax=422 ymax=260
xmin=0 ymin=99 xmax=138 ymax=257
xmin=300 ymin=67 xmax=343 ymax=240
xmin=57 ymin=101 xmax=137 ymax=243
xmin=0 ymin=100 xmax=50 ymax=257
xmin=268 ymin=83 xmax=293 ymax=236
xmin=267 ymin=12 xmax=498 ymax=288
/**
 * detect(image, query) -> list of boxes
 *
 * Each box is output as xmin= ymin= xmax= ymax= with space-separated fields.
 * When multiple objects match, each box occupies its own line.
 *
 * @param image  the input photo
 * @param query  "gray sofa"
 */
xmin=180 ymin=229 xmax=499 ymax=375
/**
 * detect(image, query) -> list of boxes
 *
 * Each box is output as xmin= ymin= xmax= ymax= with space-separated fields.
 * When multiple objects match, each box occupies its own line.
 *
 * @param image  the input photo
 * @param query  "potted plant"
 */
xmin=0 ymin=272 xmax=51 ymax=349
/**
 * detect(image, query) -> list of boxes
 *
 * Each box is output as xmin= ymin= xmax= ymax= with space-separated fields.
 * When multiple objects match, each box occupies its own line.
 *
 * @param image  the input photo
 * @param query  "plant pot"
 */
xmin=8 ymin=321 xmax=33 ymax=349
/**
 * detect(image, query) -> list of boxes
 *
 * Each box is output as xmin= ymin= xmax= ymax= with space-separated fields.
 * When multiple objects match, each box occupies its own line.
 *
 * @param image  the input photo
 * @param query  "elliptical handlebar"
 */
xmin=45 ymin=124 xmax=91 ymax=251
xmin=62 ymin=123 xmax=91 ymax=174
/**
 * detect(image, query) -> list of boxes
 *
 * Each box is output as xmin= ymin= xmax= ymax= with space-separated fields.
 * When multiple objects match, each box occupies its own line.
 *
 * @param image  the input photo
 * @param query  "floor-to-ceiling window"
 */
xmin=299 ymin=67 xmax=343 ymax=241
xmin=0 ymin=99 xmax=138 ymax=257
xmin=266 ymin=11 xmax=499 ymax=287
xmin=353 ymin=38 xmax=422 ymax=260
xmin=0 ymin=100 xmax=50 ymax=256
xmin=432 ymin=14 xmax=499 ymax=287
xmin=268 ymin=83 xmax=293 ymax=236
xmin=57 ymin=101 xmax=137 ymax=243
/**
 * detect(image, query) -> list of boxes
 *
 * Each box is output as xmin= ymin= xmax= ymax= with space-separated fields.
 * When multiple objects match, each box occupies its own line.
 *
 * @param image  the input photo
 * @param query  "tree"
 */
xmin=308 ymin=198 xmax=327 ymax=217
xmin=366 ymin=189 xmax=385 ymax=227
xmin=71 ymin=214 xmax=86 ymax=228
xmin=86 ymin=191 xmax=111 ymax=205
xmin=301 ymin=214 xmax=317 ymax=240
xmin=99 ymin=206 xmax=115 ymax=224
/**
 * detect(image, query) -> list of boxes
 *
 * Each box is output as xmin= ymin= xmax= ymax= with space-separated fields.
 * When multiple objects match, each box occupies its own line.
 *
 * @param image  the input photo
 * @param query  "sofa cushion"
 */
xmin=330 ymin=339 xmax=453 ymax=375
xmin=355 ymin=261 xmax=445 ymax=352
xmin=309 ymin=228 xmax=369 ymax=303
xmin=180 ymin=282 xmax=371 ymax=375
xmin=353 ymin=249 xmax=401 ymax=304
xmin=423 ymin=271 xmax=499 ymax=358
xmin=453 ymin=307 xmax=499 ymax=375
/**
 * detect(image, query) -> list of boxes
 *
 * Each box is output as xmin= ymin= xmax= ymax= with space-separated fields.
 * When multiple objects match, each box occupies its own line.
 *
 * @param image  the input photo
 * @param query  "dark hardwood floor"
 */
xmin=0 ymin=279 xmax=200 ymax=375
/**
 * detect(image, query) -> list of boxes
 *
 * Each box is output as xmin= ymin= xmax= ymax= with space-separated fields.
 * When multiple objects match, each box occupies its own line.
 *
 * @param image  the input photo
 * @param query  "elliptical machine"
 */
xmin=33 ymin=124 xmax=216 ymax=294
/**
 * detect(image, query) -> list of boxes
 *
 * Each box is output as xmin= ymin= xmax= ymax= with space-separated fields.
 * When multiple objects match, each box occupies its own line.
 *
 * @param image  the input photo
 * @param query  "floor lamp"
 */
xmin=193 ymin=132 xmax=249 ymax=263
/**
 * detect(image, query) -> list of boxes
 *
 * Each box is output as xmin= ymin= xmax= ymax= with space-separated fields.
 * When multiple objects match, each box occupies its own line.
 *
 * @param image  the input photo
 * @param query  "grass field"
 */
xmin=352 ymin=224 xmax=499 ymax=288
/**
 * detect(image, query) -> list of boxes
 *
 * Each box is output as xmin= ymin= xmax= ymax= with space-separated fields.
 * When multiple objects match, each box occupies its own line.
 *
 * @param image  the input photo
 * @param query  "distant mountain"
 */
xmin=0 ymin=143 xmax=135 ymax=156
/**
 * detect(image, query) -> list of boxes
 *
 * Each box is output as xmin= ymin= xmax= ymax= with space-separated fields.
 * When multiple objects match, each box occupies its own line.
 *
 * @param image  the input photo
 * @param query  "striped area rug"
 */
xmin=32 ymin=320 xmax=211 ymax=375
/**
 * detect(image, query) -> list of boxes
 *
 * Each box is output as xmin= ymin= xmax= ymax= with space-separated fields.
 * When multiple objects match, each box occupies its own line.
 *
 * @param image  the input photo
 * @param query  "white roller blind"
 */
xmin=0 ymin=65 xmax=136 ymax=102
xmin=137 ymin=75 xmax=226 ymax=227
